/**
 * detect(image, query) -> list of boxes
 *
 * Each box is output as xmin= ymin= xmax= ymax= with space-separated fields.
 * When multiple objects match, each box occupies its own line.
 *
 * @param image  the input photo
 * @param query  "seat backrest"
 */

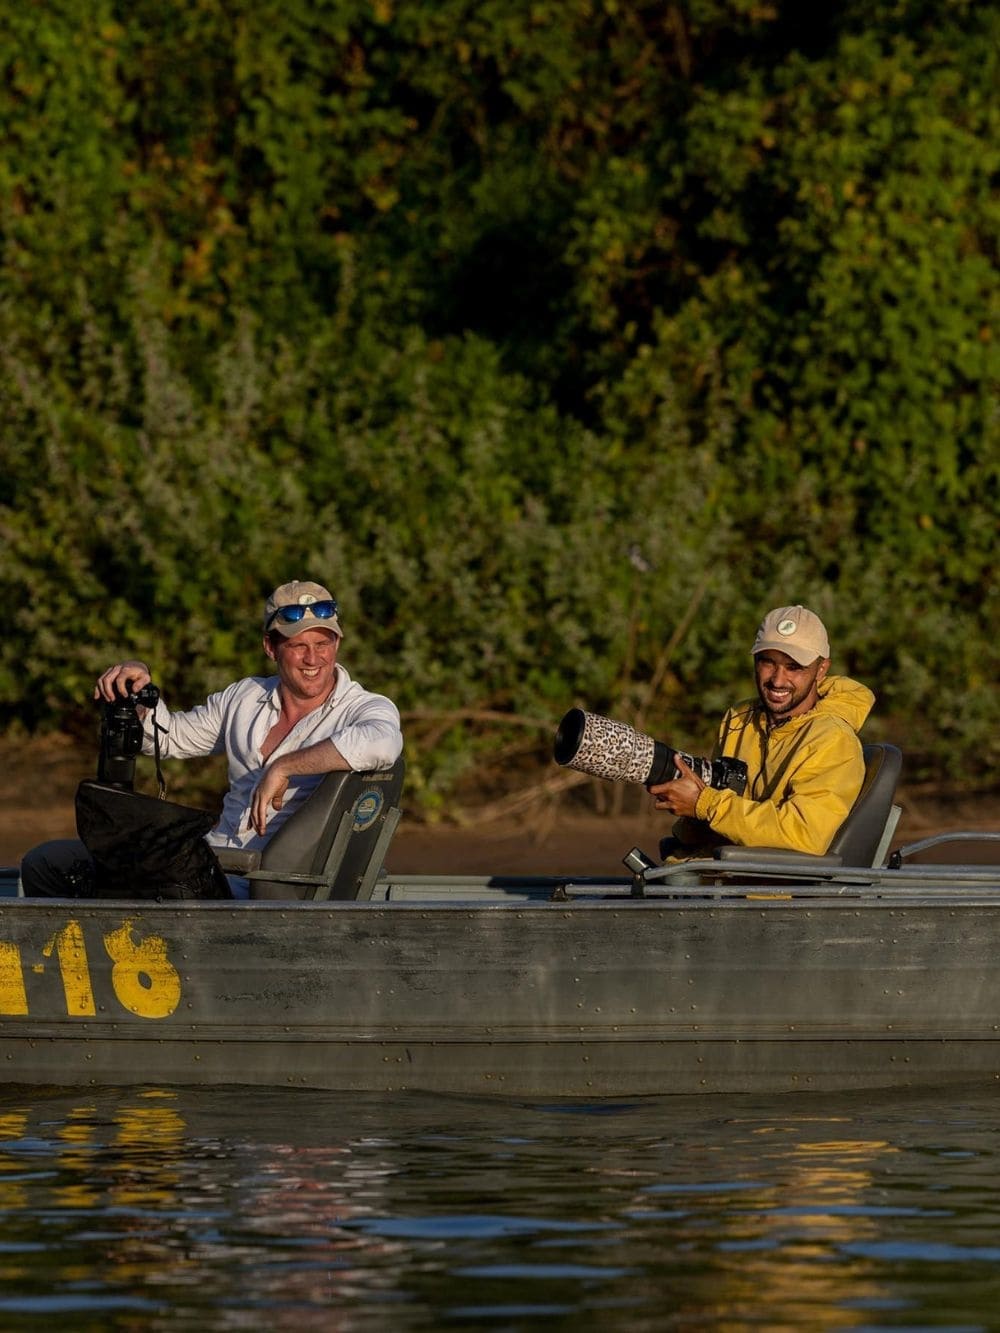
xmin=826 ymin=743 xmax=902 ymax=867
xmin=250 ymin=758 xmax=404 ymax=901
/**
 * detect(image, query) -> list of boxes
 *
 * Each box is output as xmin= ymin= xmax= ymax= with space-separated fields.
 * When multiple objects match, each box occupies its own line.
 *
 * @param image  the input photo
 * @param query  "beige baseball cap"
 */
xmin=263 ymin=581 xmax=343 ymax=639
xmin=751 ymin=605 xmax=830 ymax=666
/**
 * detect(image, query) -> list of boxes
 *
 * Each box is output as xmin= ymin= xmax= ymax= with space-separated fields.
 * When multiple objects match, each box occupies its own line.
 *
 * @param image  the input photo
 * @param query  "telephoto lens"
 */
xmin=554 ymin=708 xmax=747 ymax=795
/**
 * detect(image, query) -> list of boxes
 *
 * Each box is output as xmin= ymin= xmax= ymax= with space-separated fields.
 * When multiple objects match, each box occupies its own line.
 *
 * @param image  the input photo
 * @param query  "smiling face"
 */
xmin=264 ymin=627 xmax=340 ymax=705
xmin=754 ymin=649 xmax=830 ymax=723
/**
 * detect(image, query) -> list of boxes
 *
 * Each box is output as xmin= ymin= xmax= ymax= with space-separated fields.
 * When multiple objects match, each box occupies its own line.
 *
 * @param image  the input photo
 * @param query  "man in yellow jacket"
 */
xmin=652 ymin=605 xmax=874 ymax=857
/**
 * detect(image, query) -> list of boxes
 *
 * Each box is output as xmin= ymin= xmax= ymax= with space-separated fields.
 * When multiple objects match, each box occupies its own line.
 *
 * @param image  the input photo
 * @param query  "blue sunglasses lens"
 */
xmin=269 ymin=600 xmax=339 ymax=627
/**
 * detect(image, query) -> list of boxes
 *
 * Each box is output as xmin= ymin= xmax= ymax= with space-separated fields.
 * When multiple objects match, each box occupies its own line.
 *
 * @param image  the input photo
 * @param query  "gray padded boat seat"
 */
xmin=825 ymin=742 xmax=903 ymax=866
xmin=709 ymin=742 xmax=903 ymax=871
xmin=215 ymin=759 xmax=404 ymax=901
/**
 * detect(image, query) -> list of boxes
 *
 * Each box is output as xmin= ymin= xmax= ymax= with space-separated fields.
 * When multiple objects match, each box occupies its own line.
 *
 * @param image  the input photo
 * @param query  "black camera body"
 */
xmin=553 ymin=707 xmax=748 ymax=796
xmin=97 ymin=684 xmax=159 ymax=790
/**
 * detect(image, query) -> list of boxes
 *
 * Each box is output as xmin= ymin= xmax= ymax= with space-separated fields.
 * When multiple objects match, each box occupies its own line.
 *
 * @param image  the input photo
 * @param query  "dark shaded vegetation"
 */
xmin=1 ymin=0 xmax=997 ymax=812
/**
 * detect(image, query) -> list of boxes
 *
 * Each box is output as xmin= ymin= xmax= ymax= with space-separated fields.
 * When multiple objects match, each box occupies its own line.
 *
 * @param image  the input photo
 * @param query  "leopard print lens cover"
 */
xmin=555 ymin=710 xmax=655 ymax=784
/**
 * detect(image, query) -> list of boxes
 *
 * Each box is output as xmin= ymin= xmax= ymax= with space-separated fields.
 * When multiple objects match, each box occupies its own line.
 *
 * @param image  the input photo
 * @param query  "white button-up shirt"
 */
xmin=142 ymin=664 xmax=402 ymax=860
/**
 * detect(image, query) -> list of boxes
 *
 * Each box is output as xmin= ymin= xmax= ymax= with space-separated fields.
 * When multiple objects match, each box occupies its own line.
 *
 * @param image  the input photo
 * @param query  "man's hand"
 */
xmin=248 ymin=740 xmax=351 ymax=836
xmin=250 ymin=761 xmax=291 ymax=837
xmin=94 ymin=661 xmax=152 ymax=703
xmin=648 ymin=754 xmax=707 ymax=818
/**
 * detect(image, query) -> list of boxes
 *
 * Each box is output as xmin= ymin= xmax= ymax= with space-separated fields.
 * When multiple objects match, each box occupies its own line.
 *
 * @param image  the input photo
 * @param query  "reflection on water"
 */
xmin=1 ymin=1083 xmax=1000 ymax=1328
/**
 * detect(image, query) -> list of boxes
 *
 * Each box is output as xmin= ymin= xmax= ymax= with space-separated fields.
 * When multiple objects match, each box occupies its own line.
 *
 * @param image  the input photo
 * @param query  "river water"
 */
xmin=1 ymin=1083 xmax=999 ymax=1330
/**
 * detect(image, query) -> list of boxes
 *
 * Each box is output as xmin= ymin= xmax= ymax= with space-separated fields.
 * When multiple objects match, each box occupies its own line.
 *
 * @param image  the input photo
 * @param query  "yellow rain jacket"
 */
xmin=671 ymin=675 xmax=875 ymax=857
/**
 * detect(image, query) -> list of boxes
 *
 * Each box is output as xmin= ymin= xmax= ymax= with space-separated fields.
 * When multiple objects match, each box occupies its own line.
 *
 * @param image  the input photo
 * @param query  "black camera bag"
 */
xmin=75 ymin=780 xmax=232 ymax=901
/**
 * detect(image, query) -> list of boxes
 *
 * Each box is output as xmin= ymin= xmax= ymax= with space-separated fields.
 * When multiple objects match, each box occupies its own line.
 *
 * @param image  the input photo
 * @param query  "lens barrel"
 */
xmin=554 ymin=709 xmax=747 ymax=796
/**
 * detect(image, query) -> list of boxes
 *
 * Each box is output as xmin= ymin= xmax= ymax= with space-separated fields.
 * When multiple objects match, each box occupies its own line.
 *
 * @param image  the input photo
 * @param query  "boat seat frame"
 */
xmin=889 ymin=830 xmax=1000 ymax=868
xmin=215 ymin=759 xmax=405 ymax=901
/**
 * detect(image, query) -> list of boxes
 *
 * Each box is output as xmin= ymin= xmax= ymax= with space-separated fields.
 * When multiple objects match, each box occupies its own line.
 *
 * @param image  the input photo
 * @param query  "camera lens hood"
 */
xmin=554 ymin=708 xmax=658 ymax=785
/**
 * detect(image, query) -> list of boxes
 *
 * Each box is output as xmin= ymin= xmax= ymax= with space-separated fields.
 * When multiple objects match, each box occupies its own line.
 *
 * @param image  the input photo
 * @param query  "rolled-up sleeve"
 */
xmin=330 ymin=694 xmax=403 ymax=771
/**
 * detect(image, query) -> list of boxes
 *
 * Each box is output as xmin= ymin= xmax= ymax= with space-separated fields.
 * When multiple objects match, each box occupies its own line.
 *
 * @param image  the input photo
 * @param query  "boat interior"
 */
xmin=3 ymin=745 xmax=999 ymax=905
xmin=217 ymin=744 xmax=1000 ymax=904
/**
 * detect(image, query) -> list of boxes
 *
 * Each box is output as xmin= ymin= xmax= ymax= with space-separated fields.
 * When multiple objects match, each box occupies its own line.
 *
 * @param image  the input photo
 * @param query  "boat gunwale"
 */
xmin=4 ymin=887 xmax=1000 ymax=911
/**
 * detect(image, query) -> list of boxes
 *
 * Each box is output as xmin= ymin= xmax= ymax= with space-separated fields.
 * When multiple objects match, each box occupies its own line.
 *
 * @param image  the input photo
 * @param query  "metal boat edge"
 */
xmin=2 ymin=830 xmax=1000 ymax=1098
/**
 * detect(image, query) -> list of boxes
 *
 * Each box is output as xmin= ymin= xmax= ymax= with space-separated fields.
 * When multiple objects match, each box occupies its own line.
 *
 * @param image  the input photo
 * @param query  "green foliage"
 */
xmin=0 ymin=0 xmax=997 ymax=804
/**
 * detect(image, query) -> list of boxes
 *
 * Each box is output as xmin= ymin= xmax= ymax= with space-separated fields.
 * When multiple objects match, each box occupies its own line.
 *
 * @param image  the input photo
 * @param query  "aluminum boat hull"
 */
xmin=2 ymin=881 xmax=999 ymax=1096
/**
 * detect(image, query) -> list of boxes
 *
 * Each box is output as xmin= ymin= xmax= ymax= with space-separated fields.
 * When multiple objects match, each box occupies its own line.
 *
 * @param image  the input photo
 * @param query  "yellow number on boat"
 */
xmin=103 ymin=920 xmax=181 ymax=1019
xmin=43 ymin=921 xmax=97 ymax=1017
xmin=0 ymin=941 xmax=28 ymax=1016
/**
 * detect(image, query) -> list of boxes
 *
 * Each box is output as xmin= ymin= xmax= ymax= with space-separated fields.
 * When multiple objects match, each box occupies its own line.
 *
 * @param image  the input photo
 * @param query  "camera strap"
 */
xmin=150 ymin=712 xmax=167 ymax=798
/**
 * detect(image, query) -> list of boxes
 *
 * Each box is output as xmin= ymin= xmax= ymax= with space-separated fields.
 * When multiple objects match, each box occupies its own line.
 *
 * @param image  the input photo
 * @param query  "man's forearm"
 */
xmin=249 ymin=740 xmax=352 ymax=837
xmin=270 ymin=739 xmax=351 ymax=777
xmin=696 ymin=786 xmax=851 ymax=856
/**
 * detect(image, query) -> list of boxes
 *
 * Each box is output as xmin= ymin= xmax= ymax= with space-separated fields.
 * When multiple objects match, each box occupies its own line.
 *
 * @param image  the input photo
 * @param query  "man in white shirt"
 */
xmin=21 ymin=580 xmax=403 ymax=898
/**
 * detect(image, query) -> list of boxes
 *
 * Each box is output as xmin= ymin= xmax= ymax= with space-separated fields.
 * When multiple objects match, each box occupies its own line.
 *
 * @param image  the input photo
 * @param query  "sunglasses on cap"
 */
xmin=265 ymin=599 xmax=339 ymax=629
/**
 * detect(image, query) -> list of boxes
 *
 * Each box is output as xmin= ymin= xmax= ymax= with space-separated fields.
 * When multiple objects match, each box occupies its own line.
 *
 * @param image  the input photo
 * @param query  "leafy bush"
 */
xmin=0 ymin=0 xmax=996 ymax=807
